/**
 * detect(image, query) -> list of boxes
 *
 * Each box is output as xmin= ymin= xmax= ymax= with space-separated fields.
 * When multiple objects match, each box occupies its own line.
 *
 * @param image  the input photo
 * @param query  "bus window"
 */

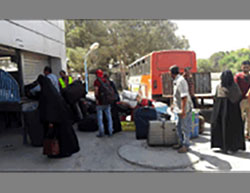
xmin=136 ymin=63 xmax=139 ymax=75
xmin=142 ymin=62 xmax=145 ymax=74
xmin=138 ymin=62 xmax=142 ymax=74
xmin=145 ymin=56 xmax=150 ymax=74
xmin=131 ymin=66 xmax=135 ymax=76
xmin=129 ymin=67 xmax=132 ymax=76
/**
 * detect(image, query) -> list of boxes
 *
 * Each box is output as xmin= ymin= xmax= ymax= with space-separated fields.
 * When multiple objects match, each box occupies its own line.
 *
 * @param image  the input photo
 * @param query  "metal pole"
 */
xmin=84 ymin=50 xmax=91 ymax=93
xmin=84 ymin=55 xmax=88 ymax=93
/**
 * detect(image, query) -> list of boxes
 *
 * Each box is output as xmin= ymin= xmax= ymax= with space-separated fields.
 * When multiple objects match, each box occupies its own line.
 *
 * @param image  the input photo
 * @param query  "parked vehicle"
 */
xmin=127 ymin=50 xmax=197 ymax=100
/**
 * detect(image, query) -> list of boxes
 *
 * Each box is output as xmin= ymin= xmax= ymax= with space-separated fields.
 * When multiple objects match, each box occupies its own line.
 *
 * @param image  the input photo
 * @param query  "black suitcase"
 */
xmin=133 ymin=107 xmax=157 ymax=140
xmin=77 ymin=114 xmax=98 ymax=132
xmin=23 ymin=109 xmax=44 ymax=146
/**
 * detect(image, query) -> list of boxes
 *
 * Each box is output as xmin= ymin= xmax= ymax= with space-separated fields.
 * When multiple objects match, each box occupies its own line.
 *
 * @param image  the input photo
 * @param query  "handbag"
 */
xmin=43 ymin=124 xmax=60 ymax=155
xmin=43 ymin=138 xmax=60 ymax=155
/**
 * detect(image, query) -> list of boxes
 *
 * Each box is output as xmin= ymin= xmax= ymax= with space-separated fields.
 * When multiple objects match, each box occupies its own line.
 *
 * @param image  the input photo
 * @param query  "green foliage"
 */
xmin=65 ymin=20 xmax=190 ymax=73
xmin=197 ymin=59 xmax=213 ymax=72
xmin=66 ymin=47 xmax=87 ymax=74
xmin=197 ymin=48 xmax=250 ymax=74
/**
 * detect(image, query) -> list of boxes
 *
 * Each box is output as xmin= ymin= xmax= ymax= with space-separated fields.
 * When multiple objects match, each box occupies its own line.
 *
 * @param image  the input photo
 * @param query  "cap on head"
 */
xmin=96 ymin=69 xmax=103 ymax=78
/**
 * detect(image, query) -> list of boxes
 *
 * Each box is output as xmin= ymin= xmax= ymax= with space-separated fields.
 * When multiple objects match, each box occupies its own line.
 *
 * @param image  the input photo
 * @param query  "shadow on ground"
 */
xmin=190 ymin=149 xmax=232 ymax=171
xmin=192 ymin=135 xmax=210 ymax=144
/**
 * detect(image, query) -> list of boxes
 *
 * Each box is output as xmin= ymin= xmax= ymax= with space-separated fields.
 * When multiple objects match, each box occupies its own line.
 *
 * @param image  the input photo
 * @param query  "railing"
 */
xmin=0 ymin=69 xmax=20 ymax=102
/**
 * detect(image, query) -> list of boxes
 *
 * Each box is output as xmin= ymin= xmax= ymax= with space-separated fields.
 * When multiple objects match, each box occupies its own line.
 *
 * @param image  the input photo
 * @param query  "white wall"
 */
xmin=0 ymin=20 xmax=66 ymax=67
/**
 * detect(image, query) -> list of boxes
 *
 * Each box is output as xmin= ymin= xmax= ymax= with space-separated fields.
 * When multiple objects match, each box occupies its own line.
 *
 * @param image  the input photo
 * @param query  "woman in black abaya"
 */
xmin=37 ymin=75 xmax=80 ymax=158
xmin=211 ymin=70 xmax=245 ymax=153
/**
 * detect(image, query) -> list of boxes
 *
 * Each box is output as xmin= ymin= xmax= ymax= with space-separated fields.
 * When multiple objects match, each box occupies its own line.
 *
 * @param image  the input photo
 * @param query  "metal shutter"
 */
xmin=22 ymin=51 xmax=49 ymax=85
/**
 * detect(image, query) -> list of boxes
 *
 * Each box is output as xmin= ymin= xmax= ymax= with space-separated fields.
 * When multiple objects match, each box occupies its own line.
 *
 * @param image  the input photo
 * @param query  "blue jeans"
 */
xmin=96 ymin=105 xmax=113 ymax=135
xmin=176 ymin=111 xmax=192 ymax=148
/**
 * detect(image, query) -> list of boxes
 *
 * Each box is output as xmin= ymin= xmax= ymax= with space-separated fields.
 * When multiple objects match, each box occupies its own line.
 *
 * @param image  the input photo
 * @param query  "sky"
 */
xmin=171 ymin=20 xmax=250 ymax=59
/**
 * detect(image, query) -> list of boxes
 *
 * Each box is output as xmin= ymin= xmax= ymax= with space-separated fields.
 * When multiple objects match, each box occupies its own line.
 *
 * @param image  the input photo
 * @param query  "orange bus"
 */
xmin=127 ymin=50 xmax=197 ymax=100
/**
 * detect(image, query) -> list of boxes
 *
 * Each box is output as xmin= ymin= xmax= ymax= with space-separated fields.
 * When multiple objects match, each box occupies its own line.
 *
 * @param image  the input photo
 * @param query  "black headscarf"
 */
xmin=221 ymin=70 xmax=234 ymax=88
xmin=37 ymin=75 xmax=70 ymax=123
xmin=216 ymin=70 xmax=242 ymax=103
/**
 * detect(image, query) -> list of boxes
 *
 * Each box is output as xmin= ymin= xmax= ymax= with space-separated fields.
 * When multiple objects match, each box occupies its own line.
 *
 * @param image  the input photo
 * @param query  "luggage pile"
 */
xmin=120 ymin=90 xmax=138 ymax=108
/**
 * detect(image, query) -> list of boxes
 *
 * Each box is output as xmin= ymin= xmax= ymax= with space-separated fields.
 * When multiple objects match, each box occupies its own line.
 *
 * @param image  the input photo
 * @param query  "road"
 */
xmin=0 ymin=123 xmax=250 ymax=172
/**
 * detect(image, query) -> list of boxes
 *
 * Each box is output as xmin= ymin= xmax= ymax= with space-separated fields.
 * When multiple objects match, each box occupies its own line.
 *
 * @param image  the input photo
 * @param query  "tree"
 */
xmin=209 ymin=51 xmax=226 ymax=71
xmin=218 ymin=48 xmax=250 ymax=74
xmin=197 ymin=48 xmax=250 ymax=74
xmin=197 ymin=59 xmax=213 ymax=72
xmin=65 ymin=20 xmax=190 ymax=75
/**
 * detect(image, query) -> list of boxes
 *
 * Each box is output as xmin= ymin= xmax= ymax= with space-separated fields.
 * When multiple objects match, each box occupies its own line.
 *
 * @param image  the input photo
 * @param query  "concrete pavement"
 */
xmin=0 ymin=123 xmax=250 ymax=172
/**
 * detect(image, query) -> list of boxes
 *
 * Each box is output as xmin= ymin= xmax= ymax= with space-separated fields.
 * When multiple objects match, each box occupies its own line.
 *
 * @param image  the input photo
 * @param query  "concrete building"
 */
xmin=0 ymin=20 xmax=66 ymax=95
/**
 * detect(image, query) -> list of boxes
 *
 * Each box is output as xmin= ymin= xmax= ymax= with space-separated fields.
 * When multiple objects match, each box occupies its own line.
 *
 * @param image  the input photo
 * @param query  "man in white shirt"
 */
xmin=30 ymin=66 xmax=60 ymax=94
xmin=170 ymin=65 xmax=193 ymax=153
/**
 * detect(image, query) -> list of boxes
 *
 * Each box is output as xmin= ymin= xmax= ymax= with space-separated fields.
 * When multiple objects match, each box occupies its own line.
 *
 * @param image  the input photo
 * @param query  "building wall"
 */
xmin=0 ymin=20 xmax=66 ymax=70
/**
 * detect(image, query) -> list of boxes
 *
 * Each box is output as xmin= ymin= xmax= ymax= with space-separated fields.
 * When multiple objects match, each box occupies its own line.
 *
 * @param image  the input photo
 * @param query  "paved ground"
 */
xmin=0 ymin=123 xmax=250 ymax=172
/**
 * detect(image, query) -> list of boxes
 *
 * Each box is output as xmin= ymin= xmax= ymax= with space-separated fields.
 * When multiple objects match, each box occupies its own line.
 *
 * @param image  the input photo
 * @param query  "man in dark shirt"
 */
xmin=234 ymin=60 xmax=250 ymax=139
xmin=183 ymin=67 xmax=197 ymax=108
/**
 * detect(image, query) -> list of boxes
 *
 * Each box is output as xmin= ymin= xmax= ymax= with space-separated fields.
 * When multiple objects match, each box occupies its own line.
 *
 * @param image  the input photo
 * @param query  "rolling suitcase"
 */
xmin=147 ymin=120 xmax=178 ymax=146
xmin=133 ymin=107 xmax=157 ymax=140
xmin=23 ymin=109 xmax=44 ymax=147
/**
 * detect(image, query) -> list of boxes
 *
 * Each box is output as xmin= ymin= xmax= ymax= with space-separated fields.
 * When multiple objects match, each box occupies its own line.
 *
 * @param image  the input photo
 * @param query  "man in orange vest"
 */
xmin=59 ymin=70 xmax=73 ymax=90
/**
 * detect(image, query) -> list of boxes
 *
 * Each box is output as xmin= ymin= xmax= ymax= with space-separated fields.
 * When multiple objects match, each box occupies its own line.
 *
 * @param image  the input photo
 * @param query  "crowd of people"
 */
xmin=27 ymin=60 xmax=250 ymax=158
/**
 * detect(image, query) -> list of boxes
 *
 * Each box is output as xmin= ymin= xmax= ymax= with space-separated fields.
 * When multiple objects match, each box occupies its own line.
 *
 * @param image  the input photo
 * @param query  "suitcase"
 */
xmin=23 ymin=109 xmax=44 ymax=147
xmin=190 ymin=109 xmax=199 ymax=139
xmin=147 ymin=120 xmax=178 ymax=146
xmin=133 ymin=107 xmax=158 ymax=140
xmin=77 ymin=114 xmax=98 ymax=132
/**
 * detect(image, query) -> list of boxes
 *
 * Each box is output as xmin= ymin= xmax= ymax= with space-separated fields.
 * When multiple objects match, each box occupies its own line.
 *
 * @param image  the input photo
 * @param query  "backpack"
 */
xmin=97 ymin=77 xmax=116 ymax=105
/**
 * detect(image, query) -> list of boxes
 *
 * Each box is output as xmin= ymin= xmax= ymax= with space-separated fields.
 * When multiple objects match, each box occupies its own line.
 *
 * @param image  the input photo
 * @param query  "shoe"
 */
xmin=96 ymin=133 xmax=104 ymax=138
xmin=172 ymin=144 xmax=182 ymax=150
xmin=178 ymin=146 xmax=188 ymax=153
